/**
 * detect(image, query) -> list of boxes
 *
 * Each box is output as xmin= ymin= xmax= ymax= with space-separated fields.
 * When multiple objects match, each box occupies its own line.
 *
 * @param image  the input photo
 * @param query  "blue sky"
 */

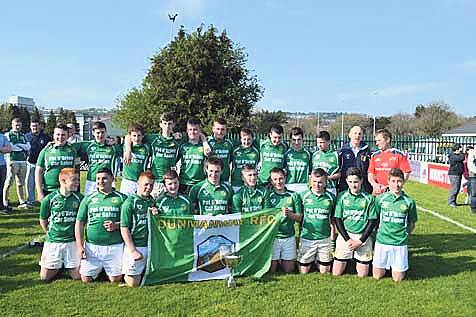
xmin=1 ymin=0 xmax=475 ymax=116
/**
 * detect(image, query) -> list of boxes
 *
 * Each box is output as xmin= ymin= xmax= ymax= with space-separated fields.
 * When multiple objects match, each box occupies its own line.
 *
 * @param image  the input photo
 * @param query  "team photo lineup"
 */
xmin=2 ymin=112 xmax=419 ymax=287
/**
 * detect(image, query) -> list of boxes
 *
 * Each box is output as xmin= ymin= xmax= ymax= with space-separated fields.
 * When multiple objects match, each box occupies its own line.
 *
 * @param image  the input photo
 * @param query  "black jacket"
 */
xmin=448 ymin=152 xmax=464 ymax=176
xmin=25 ymin=131 xmax=50 ymax=164
xmin=338 ymin=142 xmax=372 ymax=193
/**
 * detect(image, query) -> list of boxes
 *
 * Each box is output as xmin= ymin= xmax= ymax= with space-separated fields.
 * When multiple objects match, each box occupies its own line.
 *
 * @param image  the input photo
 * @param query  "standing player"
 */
xmin=120 ymin=171 xmax=157 ymax=287
xmin=189 ymin=157 xmax=233 ymax=215
xmin=258 ymin=124 xmax=288 ymax=185
xmin=232 ymin=165 xmax=270 ymax=213
xmin=268 ymin=167 xmax=302 ymax=274
xmin=206 ymin=118 xmax=234 ymax=185
xmin=373 ymin=168 xmax=417 ymax=282
xmin=312 ymin=131 xmax=340 ymax=195
xmin=297 ymin=168 xmax=336 ymax=274
xmin=75 ymin=168 xmax=127 ymax=283
xmin=333 ymin=167 xmax=377 ymax=277
xmin=368 ymin=129 xmax=411 ymax=195
xmin=119 ymin=124 xmax=150 ymax=196
xmin=39 ymin=168 xmax=83 ymax=281
xmin=177 ymin=118 xmax=208 ymax=195
xmin=156 ymin=169 xmax=192 ymax=216
xmin=74 ymin=121 xmax=121 ymax=196
xmin=36 ymin=124 xmax=78 ymax=201
xmin=285 ymin=127 xmax=312 ymax=193
xmin=230 ymin=128 xmax=259 ymax=192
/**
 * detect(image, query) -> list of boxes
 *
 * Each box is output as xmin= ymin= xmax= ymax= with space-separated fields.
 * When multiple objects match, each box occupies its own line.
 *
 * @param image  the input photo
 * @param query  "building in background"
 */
xmin=7 ymin=96 xmax=35 ymax=112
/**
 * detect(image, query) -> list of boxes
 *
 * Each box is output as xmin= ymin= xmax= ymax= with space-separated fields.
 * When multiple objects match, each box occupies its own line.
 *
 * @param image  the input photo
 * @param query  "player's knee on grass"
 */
xmin=268 ymin=260 xmax=279 ymax=273
xmin=392 ymin=271 xmax=405 ymax=282
xmin=124 ymin=275 xmax=142 ymax=287
xmin=356 ymin=262 xmax=370 ymax=277
xmin=81 ymin=275 xmax=94 ymax=283
xmin=40 ymin=268 xmax=58 ymax=282
xmin=108 ymin=275 xmax=123 ymax=283
xmin=372 ymin=267 xmax=386 ymax=279
xmin=281 ymin=260 xmax=295 ymax=273
xmin=68 ymin=268 xmax=81 ymax=280
xmin=332 ymin=259 xmax=347 ymax=276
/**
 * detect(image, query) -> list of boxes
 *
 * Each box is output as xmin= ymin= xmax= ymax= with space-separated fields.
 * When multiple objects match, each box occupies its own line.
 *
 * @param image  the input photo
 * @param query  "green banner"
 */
xmin=142 ymin=208 xmax=282 ymax=285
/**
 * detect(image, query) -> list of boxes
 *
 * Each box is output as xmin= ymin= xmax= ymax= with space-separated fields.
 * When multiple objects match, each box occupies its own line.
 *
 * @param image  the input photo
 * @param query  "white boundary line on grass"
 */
xmin=418 ymin=206 xmax=476 ymax=234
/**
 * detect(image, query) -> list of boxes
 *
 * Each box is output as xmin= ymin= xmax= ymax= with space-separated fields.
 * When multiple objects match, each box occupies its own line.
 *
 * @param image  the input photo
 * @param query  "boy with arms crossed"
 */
xmin=312 ymin=131 xmax=340 ymax=195
xmin=231 ymin=128 xmax=259 ymax=192
xmin=258 ymin=124 xmax=287 ymax=185
xmin=297 ymin=168 xmax=336 ymax=274
xmin=75 ymin=168 xmax=127 ymax=283
xmin=268 ymin=167 xmax=302 ymax=273
xmin=39 ymin=168 xmax=83 ymax=281
xmin=189 ymin=157 xmax=233 ymax=215
xmin=333 ymin=167 xmax=377 ymax=277
xmin=120 ymin=171 xmax=157 ymax=286
xmin=232 ymin=165 xmax=270 ymax=213
xmin=285 ymin=127 xmax=312 ymax=193
xmin=156 ymin=169 xmax=192 ymax=216
xmin=373 ymin=168 xmax=417 ymax=282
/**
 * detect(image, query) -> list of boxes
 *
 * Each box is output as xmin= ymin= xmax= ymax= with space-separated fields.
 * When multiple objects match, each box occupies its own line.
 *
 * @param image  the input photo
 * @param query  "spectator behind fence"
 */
xmin=447 ymin=143 xmax=464 ymax=208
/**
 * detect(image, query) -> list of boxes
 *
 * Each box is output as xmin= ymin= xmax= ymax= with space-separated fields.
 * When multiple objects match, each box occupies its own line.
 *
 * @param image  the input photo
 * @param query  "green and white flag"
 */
xmin=142 ymin=208 xmax=282 ymax=285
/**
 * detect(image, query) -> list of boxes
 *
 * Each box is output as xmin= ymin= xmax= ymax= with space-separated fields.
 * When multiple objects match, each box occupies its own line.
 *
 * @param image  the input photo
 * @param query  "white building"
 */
xmin=7 ymin=96 xmax=35 ymax=112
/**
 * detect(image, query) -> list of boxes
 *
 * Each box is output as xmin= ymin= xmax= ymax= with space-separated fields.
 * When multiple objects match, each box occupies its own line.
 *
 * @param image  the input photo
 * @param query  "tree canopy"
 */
xmin=114 ymin=25 xmax=263 ymax=133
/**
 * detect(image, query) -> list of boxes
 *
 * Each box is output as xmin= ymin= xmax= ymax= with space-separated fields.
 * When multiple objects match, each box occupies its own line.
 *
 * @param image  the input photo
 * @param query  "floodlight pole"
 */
xmin=372 ymin=91 xmax=379 ymax=136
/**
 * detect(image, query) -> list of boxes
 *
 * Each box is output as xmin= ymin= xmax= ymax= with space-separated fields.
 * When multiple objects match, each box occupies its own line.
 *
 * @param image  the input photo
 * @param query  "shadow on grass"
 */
xmin=407 ymin=233 xmax=476 ymax=279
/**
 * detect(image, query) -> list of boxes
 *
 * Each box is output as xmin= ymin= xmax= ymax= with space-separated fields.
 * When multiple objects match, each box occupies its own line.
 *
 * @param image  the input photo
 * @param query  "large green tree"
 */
xmin=114 ymin=25 xmax=263 ymax=133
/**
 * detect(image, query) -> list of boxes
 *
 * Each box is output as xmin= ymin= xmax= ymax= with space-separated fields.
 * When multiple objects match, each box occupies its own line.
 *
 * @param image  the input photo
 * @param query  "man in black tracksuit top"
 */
xmin=448 ymin=143 xmax=464 ymax=207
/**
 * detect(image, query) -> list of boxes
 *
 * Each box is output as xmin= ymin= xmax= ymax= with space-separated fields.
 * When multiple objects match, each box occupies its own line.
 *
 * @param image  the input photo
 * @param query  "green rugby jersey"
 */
xmin=268 ymin=189 xmax=302 ymax=239
xmin=77 ymin=190 xmax=127 ymax=246
xmin=311 ymin=149 xmax=340 ymax=189
xmin=178 ymin=141 xmax=206 ymax=186
xmin=36 ymin=143 xmax=78 ymax=191
xmin=40 ymin=190 xmax=84 ymax=243
xmin=189 ymin=179 xmax=233 ymax=215
xmin=285 ymin=147 xmax=312 ymax=184
xmin=144 ymin=134 xmax=181 ymax=180
xmin=258 ymin=139 xmax=287 ymax=184
xmin=232 ymin=186 xmax=270 ymax=213
xmin=120 ymin=194 xmax=156 ymax=247
xmin=120 ymin=143 xmax=151 ymax=181
xmin=299 ymin=189 xmax=335 ymax=240
xmin=156 ymin=193 xmax=192 ymax=216
xmin=375 ymin=192 xmax=417 ymax=246
xmin=74 ymin=141 xmax=121 ymax=181
xmin=231 ymin=145 xmax=260 ymax=187
xmin=334 ymin=190 xmax=377 ymax=234
xmin=5 ymin=130 xmax=28 ymax=161
xmin=207 ymin=136 xmax=234 ymax=182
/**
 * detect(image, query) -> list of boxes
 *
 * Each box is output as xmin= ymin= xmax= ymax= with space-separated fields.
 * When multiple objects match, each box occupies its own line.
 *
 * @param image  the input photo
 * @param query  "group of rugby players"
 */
xmin=37 ymin=112 xmax=417 ymax=286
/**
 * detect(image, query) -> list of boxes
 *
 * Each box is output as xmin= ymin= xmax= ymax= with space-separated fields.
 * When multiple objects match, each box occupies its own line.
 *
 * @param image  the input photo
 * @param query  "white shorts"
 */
xmin=373 ymin=242 xmax=409 ymax=272
xmin=151 ymin=181 xmax=165 ymax=199
xmin=122 ymin=246 xmax=148 ymax=276
xmin=120 ymin=178 xmax=137 ymax=196
xmin=39 ymin=241 xmax=79 ymax=269
xmin=335 ymin=233 xmax=373 ymax=263
xmin=272 ymin=236 xmax=296 ymax=261
xmin=286 ymin=183 xmax=309 ymax=194
xmin=85 ymin=180 xmax=115 ymax=196
xmin=79 ymin=242 xmax=124 ymax=278
xmin=297 ymin=237 xmax=333 ymax=264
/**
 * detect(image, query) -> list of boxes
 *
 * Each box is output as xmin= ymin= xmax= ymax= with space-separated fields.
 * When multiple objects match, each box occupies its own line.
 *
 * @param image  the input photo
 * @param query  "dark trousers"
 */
xmin=0 ymin=165 xmax=6 ymax=208
xmin=469 ymin=177 xmax=476 ymax=211
xmin=448 ymin=175 xmax=462 ymax=205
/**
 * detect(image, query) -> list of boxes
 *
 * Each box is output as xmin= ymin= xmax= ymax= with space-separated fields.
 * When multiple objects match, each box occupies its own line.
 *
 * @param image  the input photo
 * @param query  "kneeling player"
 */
xmin=232 ymin=165 xmax=270 ymax=213
xmin=39 ymin=168 xmax=83 ymax=282
xmin=332 ymin=167 xmax=377 ymax=277
xmin=373 ymin=168 xmax=417 ymax=282
xmin=120 ymin=171 xmax=157 ymax=286
xmin=297 ymin=168 xmax=335 ymax=274
xmin=75 ymin=168 xmax=127 ymax=283
xmin=268 ymin=167 xmax=302 ymax=273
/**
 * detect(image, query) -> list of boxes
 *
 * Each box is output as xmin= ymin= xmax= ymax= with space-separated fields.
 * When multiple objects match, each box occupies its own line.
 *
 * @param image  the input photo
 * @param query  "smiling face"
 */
xmin=96 ymin=172 xmax=114 ymax=193
xmin=349 ymin=126 xmax=363 ymax=146
xmin=240 ymin=132 xmax=253 ymax=148
xmin=388 ymin=175 xmax=404 ymax=195
xmin=160 ymin=120 xmax=175 ymax=136
xmin=93 ymin=128 xmax=107 ymax=143
xmin=291 ymin=134 xmax=303 ymax=150
xmin=187 ymin=123 xmax=200 ymax=141
xmin=375 ymin=133 xmax=390 ymax=151
xmin=137 ymin=176 xmax=154 ymax=197
xmin=242 ymin=168 xmax=258 ymax=188
xmin=346 ymin=175 xmax=362 ymax=195
xmin=317 ymin=138 xmax=330 ymax=151
xmin=269 ymin=131 xmax=282 ymax=146
xmin=270 ymin=170 xmax=285 ymax=192
xmin=53 ymin=127 xmax=69 ymax=145
xmin=130 ymin=131 xmax=144 ymax=145
xmin=62 ymin=174 xmax=80 ymax=193
xmin=206 ymin=163 xmax=222 ymax=185
xmin=164 ymin=177 xmax=179 ymax=196
xmin=212 ymin=122 xmax=227 ymax=140
xmin=310 ymin=174 xmax=327 ymax=194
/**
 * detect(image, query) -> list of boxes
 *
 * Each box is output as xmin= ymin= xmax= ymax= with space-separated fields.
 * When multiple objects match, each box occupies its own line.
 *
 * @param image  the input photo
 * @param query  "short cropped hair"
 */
xmin=128 ymin=123 xmax=144 ymax=134
xmin=138 ymin=171 xmax=155 ymax=181
xmin=269 ymin=124 xmax=284 ymax=135
xmin=59 ymin=168 xmax=77 ymax=182
xmin=205 ymin=156 xmax=223 ymax=169
xmin=96 ymin=167 xmax=114 ymax=177
xmin=163 ymin=169 xmax=179 ymax=181
xmin=240 ymin=128 xmax=254 ymax=138
xmin=376 ymin=128 xmax=392 ymax=141
xmin=187 ymin=118 xmax=201 ymax=126
xmin=160 ymin=112 xmax=175 ymax=122
xmin=55 ymin=124 xmax=69 ymax=131
xmin=346 ymin=167 xmax=362 ymax=179
xmin=214 ymin=118 xmax=227 ymax=126
xmin=290 ymin=127 xmax=303 ymax=138
xmin=310 ymin=168 xmax=328 ymax=179
xmin=388 ymin=168 xmax=404 ymax=180
xmin=317 ymin=131 xmax=331 ymax=142
xmin=241 ymin=164 xmax=256 ymax=174
xmin=269 ymin=167 xmax=286 ymax=177
xmin=92 ymin=121 xmax=107 ymax=131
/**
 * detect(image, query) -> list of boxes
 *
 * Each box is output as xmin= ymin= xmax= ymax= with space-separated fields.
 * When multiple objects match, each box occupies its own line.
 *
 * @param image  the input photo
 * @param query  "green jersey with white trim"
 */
xmin=375 ymin=191 xmax=418 ymax=246
xmin=285 ymin=147 xmax=312 ymax=184
xmin=77 ymin=190 xmax=127 ymax=245
xmin=156 ymin=193 xmax=192 ymax=216
xmin=39 ymin=190 xmax=84 ymax=243
xmin=258 ymin=139 xmax=287 ymax=184
xmin=144 ymin=134 xmax=181 ymax=180
xmin=36 ymin=143 xmax=78 ymax=191
xmin=189 ymin=179 xmax=233 ymax=215
xmin=178 ymin=141 xmax=206 ymax=186
xmin=334 ymin=190 xmax=377 ymax=234
xmin=120 ymin=194 xmax=155 ymax=247
xmin=232 ymin=186 xmax=270 ymax=213
xmin=207 ymin=136 xmax=234 ymax=182
xmin=299 ymin=189 xmax=335 ymax=240
xmin=231 ymin=145 xmax=260 ymax=187
xmin=269 ymin=189 xmax=303 ymax=239
xmin=120 ymin=143 xmax=151 ymax=181
xmin=5 ymin=130 xmax=28 ymax=161
xmin=312 ymin=149 xmax=340 ymax=189
xmin=74 ymin=141 xmax=121 ymax=181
